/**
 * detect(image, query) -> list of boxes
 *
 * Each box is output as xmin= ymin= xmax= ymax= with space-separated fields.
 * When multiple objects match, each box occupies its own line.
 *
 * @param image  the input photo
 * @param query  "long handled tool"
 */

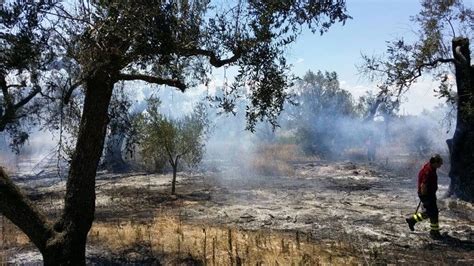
xmin=414 ymin=200 xmax=421 ymax=214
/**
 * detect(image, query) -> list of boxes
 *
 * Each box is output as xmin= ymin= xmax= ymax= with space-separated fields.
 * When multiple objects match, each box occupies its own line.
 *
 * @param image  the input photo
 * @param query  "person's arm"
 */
xmin=420 ymin=182 xmax=428 ymax=195
xmin=419 ymin=168 xmax=428 ymax=195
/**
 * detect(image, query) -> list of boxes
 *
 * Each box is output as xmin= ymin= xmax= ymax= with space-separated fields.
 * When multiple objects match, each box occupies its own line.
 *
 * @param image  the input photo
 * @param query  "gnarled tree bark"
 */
xmin=446 ymin=37 xmax=474 ymax=202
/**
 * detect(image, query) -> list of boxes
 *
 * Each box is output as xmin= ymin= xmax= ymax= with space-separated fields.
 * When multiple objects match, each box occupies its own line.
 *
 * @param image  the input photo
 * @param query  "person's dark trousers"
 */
xmin=406 ymin=194 xmax=440 ymax=234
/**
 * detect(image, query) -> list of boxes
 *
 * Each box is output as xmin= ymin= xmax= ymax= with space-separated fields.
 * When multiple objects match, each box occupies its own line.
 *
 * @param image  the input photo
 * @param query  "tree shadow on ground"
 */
xmin=440 ymin=234 xmax=474 ymax=251
xmin=424 ymin=234 xmax=474 ymax=252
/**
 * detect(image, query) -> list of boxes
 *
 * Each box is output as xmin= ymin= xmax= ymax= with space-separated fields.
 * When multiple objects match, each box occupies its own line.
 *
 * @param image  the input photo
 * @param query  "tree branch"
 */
xmin=63 ymin=80 xmax=83 ymax=105
xmin=165 ymin=145 xmax=176 ymax=167
xmin=118 ymin=73 xmax=186 ymax=92
xmin=404 ymin=57 xmax=456 ymax=87
xmin=0 ymin=76 xmax=14 ymax=108
xmin=418 ymin=58 xmax=456 ymax=68
xmin=0 ymin=167 xmax=52 ymax=252
xmin=0 ymin=77 xmax=42 ymax=131
xmin=14 ymin=86 xmax=41 ymax=110
xmin=174 ymin=155 xmax=181 ymax=167
xmin=6 ymin=84 xmax=25 ymax=89
xmin=180 ymin=48 xmax=242 ymax=67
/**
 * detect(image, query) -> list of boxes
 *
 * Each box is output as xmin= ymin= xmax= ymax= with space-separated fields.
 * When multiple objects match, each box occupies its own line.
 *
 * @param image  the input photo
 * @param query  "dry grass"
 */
xmin=89 ymin=215 xmax=360 ymax=265
xmin=250 ymin=144 xmax=307 ymax=176
xmin=0 ymin=158 xmax=36 ymax=263
xmin=0 ymin=216 xmax=31 ymax=263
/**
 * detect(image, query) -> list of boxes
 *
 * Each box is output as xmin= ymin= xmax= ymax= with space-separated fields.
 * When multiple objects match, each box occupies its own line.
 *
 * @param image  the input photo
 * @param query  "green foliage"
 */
xmin=0 ymin=0 xmax=352 ymax=260
xmin=1 ymin=0 xmax=350 ymax=150
xmin=137 ymin=97 xmax=210 ymax=172
xmin=360 ymin=0 xmax=473 ymax=99
xmin=61 ymin=0 xmax=349 ymax=131
xmin=288 ymin=70 xmax=357 ymax=157
xmin=0 ymin=1 xmax=58 ymax=151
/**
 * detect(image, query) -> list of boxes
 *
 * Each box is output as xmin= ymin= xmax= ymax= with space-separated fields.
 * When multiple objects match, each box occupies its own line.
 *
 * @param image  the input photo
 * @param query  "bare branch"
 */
xmin=6 ymin=84 xmax=25 ymax=89
xmin=446 ymin=17 xmax=456 ymax=39
xmin=413 ymin=57 xmax=455 ymax=79
xmin=166 ymin=146 xmax=177 ymax=168
xmin=118 ymin=73 xmax=186 ymax=92
xmin=420 ymin=57 xmax=456 ymax=66
xmin=38 ymin=8 xmax=93 ymax=26
xmin=406 ymin=57 xmax=456 ymax=84
xmin=0 ymin=76 xmax=14 ymax=108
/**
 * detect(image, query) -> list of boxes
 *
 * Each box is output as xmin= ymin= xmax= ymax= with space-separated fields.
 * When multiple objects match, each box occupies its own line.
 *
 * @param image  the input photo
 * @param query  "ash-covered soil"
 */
xmin=4 ymin=160 xmax=474 ymax=264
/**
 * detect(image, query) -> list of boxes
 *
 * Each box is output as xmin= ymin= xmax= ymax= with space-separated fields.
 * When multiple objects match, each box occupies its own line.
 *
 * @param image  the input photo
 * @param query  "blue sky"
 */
xmin=290 ymin=0 xmax=422 ymax=78
xmin=287 ymin=0 xmax=454 ymax=114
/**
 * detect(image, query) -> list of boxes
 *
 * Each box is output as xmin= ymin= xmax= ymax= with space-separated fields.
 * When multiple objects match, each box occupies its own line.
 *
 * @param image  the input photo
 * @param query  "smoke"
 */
xmin=0 ymin=129 xmax=60 ymax=175
xmin=0 ymin=77 xmax=456 ymax=181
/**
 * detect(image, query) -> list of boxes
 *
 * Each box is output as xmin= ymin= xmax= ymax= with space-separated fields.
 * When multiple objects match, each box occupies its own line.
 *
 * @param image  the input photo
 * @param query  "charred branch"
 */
xmin=404 ymin=58 xmax=455 ymax=86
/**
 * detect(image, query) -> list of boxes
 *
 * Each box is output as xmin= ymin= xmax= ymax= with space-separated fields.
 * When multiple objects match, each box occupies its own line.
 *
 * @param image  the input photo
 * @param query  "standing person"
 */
xmin=406 ymin=154 xmax=443 ymax=239
xmin=366 ymin=133 xmax=376 ymax=162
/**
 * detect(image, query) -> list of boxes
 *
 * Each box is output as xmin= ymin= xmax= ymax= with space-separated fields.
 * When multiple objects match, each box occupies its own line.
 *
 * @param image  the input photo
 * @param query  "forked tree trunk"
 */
xmin=45 ymin=72 xmax=115 ymax=264
xmin=0 ymin=71 xmax=115 ymax=265
xmin=169 ymin=155 xmax=180 ymax=195
xmin=447 ymin=37 xmax=474 ymax=202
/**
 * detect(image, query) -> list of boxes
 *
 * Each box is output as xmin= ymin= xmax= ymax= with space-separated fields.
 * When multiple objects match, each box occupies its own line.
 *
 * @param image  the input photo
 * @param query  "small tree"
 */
xmin=139 ymin=98 xmax=210 ymax=195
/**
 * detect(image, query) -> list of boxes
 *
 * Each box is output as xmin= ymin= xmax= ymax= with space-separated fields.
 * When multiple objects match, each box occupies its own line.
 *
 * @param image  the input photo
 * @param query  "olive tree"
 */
xmin=0 ymin=1 xmax=56 ymax=151
xmin=361 ymin=0 xmax=473 ymax=201
xmin=139 ymin=98 xmax=209 ymax=195
xmin=0 ymin=0 xmax=349 ymax=263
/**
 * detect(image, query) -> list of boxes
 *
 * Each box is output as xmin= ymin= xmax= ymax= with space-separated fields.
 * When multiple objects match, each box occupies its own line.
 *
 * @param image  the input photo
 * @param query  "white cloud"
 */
xmin=340 ymin=80 xmax=374 ymax=100
xmin=400 ymin=79 xmax=444 ymax=115
xmin=295 ymin=58 xmax=305 ymax=64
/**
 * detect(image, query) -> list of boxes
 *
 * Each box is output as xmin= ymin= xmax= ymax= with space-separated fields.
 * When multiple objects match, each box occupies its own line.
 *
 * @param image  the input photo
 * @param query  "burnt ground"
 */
xmin=2 ymin=159 xmax=474 ymax=265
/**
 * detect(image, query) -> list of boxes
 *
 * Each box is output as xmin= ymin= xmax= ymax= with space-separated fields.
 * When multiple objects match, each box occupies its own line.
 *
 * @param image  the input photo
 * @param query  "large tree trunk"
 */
xmin=0 ymin=71 xmax=115 ymax=265
xmin=47 ymin=72 xmax=115 ymax=264
xmin=447 ymin=37 xmax=474 ymax=202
